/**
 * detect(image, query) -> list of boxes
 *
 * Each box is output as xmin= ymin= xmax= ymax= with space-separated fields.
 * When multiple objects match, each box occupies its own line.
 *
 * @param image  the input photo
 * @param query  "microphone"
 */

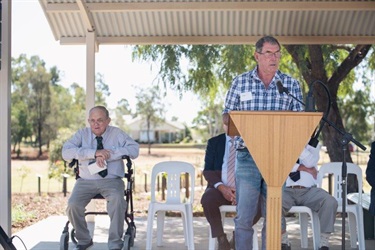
xmin=276 ymin=81 xmax=288 ymax=94
xmin=276 ymin=80 xmax=305 ymax=107
xmin=305 ymin=84 xmax=315 ymax=112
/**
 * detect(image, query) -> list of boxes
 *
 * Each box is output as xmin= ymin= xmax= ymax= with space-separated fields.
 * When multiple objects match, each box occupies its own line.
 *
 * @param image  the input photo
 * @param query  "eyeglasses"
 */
xmin=88 ymin=118 xmax=107 ymax=125
xmin=257 ymin=50 xmax=281 ymax=59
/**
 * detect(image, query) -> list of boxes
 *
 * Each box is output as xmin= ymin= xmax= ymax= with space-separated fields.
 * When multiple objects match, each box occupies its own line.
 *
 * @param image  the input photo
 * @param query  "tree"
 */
xmin=134 ymin=85 xmax=165 ymax=154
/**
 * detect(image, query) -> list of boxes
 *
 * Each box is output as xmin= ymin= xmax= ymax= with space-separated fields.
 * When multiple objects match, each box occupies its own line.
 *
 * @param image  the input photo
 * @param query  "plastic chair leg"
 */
xmin=156 ymin=211 xmax=166 ymax=246
xmin=146 ymin=207 xmax=155 ymax=250
xmin=299 ymin=213 xmax=309 ymax=248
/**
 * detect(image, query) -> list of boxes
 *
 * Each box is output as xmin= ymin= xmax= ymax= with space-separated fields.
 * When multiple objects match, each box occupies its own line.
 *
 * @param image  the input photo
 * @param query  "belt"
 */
xmin=287 ymin=185 xmax=306 ymax=189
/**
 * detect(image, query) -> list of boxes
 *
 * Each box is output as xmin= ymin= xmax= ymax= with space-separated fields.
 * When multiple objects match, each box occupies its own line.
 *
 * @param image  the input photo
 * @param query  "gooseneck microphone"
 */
xmin=277 ymin=80 xmax=319 ymax=147
xmin=276 ymin=81 xmax=305 ymax=107
xmin=276 ymin=80 xmax=288 ymax=94
xmin=305 ymin=84 xmax=315 ymax=112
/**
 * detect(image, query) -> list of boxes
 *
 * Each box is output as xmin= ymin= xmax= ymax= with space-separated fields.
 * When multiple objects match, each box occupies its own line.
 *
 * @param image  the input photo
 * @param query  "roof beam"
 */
xmin=60 ymin=35 xmax=375 ymax=45
xmin=76 ymin=0 xmax=98 ymax=51
xmin=76 ymin=0 xmax=95 ymax=32
xmin=44 ymin=2 xmax=375 ymax=13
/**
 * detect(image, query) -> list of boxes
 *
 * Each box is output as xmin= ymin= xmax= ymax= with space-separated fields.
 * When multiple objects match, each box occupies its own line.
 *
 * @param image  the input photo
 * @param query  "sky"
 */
xmin=11 ymin=0 xmax=201 ymax=125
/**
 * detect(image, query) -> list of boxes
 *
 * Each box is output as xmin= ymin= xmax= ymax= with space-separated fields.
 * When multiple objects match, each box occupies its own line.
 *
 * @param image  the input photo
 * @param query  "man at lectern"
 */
xmin=222 ymin=35 xmax=304 ymax=250
xmin=282 ymin=143 xmax=338 ymax=250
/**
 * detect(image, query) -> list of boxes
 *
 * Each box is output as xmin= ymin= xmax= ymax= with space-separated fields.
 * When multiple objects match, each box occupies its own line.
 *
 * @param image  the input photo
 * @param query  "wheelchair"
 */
xmin=59 ymin=155 xmax=136 ymax=250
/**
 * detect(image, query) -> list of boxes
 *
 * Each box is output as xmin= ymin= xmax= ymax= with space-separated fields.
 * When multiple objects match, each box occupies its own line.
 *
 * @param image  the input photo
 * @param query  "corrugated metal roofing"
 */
xmin=39 ymin=0 xmax=375 ymax=46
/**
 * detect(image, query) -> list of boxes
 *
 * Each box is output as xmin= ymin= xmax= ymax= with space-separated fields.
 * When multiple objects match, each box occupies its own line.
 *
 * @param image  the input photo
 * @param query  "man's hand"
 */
xmin=95 ymin=149 xmax=111 ymax=167
xmin=218 ymin=184 xmax=236 ymax=205
xmin=298 ymin=164 xmax=318 ymax=179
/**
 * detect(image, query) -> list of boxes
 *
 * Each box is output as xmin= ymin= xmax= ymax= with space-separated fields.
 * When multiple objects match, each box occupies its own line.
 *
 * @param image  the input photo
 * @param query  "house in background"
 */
xmin=127 ymin=117 xmax=185 ymax=143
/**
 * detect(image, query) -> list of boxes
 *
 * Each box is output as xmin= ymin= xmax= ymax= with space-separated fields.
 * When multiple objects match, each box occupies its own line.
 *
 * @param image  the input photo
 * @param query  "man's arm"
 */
xmin=203 ymin=137 xmax=222 ymax=187
xmin=62 ymin=129 xmax=96 ymax=162
xmin=366 ymin=142 xmax=375 ymax=187
xmin=108 ymin=131 xmax=140 ymax=161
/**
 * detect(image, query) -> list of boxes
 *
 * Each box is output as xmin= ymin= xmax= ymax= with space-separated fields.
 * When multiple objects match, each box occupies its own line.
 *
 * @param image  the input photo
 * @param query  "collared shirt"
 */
xmin=223 ymin=68 xmax=304 ymax=148
xmin=214 ymin=135 xmax=235 ymax=188
xmin=286 ymin=144 xmax=321 ymax=187
xmin=62 ymin=125 xmax=139 ymax=179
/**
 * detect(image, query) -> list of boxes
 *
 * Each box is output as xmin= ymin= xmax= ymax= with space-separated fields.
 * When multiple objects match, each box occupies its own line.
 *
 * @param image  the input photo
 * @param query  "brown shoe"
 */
xmin=217 ymin=234 xmax=230 ymax=250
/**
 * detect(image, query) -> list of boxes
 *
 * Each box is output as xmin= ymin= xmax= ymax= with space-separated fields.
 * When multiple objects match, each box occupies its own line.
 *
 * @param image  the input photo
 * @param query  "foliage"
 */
xmin=48 ymin=128 xmax=76 ymax=180
xmin=12 ymin=204 xmax=36 ymax=223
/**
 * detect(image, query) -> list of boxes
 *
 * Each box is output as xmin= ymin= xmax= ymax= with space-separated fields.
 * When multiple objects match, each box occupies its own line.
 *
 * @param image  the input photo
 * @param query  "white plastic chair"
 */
xmin=288 ymin=206 xmax=320 ymax=249
xmin=146 ymin=161 xmax=195 ymax=250
xmin=208 ymin=205 xmax=258 ymax=250
xmin=317 ymin=162 xmax=365 ymax=249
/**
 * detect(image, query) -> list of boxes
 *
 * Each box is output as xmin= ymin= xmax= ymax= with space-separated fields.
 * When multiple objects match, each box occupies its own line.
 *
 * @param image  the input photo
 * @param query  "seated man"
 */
xmin=282 ymin=143 xmax=338 ymax=250
xmin=201 ymin=120 xmax=260 ymax=250
xmin=366 ymin=141 xmax=375 ymax=216
xmin=62 ymin=105 xmax=139 ymax=250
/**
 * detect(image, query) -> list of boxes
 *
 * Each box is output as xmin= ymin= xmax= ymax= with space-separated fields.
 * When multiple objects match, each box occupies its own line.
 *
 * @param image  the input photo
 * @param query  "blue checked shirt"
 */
xmin=223 ymin=68 xmax=304 ymax=148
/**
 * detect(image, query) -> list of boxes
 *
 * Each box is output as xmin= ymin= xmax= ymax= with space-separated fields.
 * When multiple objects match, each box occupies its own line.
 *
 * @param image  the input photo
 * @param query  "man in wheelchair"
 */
xmin=62 ymin=105 xmax=139 ymax=250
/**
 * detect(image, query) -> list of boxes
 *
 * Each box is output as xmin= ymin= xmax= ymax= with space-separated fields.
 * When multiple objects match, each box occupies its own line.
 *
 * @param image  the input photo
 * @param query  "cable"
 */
xmin=308 ymin=80 xmax=331 ymax=147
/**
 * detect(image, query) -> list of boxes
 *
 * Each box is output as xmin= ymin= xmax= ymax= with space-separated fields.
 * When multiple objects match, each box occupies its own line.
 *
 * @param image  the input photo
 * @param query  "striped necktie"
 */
xmin=227 ymin=139 xmax=236 ymax=188
xmin=96 ymin=136 xmax=107 ymax=178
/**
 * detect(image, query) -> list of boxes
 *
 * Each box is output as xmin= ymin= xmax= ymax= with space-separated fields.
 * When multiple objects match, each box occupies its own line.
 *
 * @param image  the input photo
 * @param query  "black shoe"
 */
xmin=73 ymin=239 xmax=93 ymax=250
xmin=217 ymin=234 xmax=231 ymax=250
xmin=229 ymin=231 xmax=235 ymax=249
xmin=281 ymin=243 xmax=291 ymax=250
xmin=319 ymin=247 xmax=329 ymax=250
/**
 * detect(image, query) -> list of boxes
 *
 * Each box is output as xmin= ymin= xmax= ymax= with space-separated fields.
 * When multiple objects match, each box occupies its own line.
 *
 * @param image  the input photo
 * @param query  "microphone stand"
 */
xmin=0 ymin=226 xmax=17 ymax=250
xmin=281 ymin=80 xmax=366 ymax=249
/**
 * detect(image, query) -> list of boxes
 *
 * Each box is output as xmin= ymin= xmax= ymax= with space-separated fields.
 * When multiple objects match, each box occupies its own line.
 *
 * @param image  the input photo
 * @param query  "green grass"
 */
xmin=12 ymin=204 xmax=36 ymax=223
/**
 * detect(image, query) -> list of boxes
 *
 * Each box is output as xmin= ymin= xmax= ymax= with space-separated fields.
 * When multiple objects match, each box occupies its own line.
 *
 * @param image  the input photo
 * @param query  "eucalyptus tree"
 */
xmin=132 ymin=44 xmax=375 ymax=165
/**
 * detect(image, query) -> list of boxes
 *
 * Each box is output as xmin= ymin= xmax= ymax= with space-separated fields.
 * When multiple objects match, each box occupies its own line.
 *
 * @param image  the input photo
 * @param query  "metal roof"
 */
xmin=39 ymin=0 xmax=375 ymax=47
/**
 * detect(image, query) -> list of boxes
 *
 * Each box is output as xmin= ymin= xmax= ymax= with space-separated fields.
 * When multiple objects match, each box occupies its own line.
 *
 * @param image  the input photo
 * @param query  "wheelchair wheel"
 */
xmin=59 ymin=231 xmax=69 ymax=250
xmin=71 ymin=228 xmax=78 ymax=245
xmin=122 ymin=234 xmax=131 ymax=250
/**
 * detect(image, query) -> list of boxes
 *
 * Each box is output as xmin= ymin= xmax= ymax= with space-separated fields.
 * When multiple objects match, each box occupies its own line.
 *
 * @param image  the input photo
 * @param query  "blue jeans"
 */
xmin=235 ymin=148 xmax=267 ymax=250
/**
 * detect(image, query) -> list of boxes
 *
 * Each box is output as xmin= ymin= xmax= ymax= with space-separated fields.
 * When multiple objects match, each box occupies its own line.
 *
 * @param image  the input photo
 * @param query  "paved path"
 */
xmin=10 ymin=215 xmax=375 ymax=250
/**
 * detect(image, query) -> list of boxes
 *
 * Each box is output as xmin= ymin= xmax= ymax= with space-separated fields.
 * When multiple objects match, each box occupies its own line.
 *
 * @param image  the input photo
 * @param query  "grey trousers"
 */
xmin=282 ymin=186 xmax=338 ymax=233
xmin=66 ymin=178 xmax=126 ymax=249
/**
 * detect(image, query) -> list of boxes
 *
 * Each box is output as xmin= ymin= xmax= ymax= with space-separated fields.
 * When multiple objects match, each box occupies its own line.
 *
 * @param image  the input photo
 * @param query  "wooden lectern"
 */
xmin=228 ymin=111 xmax=322 ymax=249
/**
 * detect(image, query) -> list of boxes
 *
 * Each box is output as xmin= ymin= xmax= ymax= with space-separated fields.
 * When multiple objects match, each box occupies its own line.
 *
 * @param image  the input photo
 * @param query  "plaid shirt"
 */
xmin=223 ymin=68 xmax=304 ymax=148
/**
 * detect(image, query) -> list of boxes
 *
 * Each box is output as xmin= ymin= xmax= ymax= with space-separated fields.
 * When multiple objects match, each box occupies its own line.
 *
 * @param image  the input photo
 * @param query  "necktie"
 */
xmin=227 ymin=139 xmax=236 ymax=188
xmin=96 ymin=136 xmax=107 ymax=178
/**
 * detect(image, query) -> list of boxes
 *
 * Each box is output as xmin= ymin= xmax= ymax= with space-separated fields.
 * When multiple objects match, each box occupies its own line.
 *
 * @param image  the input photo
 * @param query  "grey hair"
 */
xmin=255 ymin=36 xmax=281 ymax=53
xmin=89 ymin=106 xmax=109 ymax=118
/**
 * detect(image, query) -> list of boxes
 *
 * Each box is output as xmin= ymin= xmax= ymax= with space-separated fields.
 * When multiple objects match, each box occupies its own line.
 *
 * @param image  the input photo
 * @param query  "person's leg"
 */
xmin=299 ymin=187 xmax=338 ymax=248
xmin=66 ymin=179 xmax=98 ymax=245
xmin=235 ymin=148 xmax=262 ymax=250
xmin=281 ymin=187 xmax=296 ymax=248
xmin=100 ymin=178 xmax=126 ymax=250
xmin=201 ymin=187 xmax=232 ymax=237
